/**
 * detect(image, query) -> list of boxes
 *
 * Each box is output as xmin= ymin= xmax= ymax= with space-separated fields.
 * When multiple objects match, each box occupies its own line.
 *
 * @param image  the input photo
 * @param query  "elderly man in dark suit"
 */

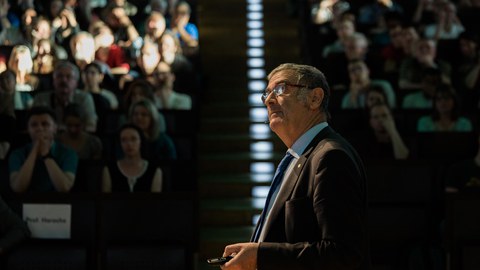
xmin=221 ymin=63 xmax=369 ymax=270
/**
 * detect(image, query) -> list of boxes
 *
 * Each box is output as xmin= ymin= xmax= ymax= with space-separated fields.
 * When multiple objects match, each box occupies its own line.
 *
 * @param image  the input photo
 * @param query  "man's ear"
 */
xmin=309 ymin=87 xmax=324 ymax=110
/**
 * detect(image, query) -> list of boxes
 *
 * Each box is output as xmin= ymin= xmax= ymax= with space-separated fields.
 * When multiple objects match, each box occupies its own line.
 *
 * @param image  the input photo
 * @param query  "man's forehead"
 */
xmin=29 ymin=114 xmax=54 ymax=123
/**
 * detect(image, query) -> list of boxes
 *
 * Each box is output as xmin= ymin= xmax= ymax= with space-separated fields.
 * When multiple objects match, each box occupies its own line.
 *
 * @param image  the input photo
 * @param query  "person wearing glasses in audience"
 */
xmin=220 ymin=63 xmax=369 ymax=270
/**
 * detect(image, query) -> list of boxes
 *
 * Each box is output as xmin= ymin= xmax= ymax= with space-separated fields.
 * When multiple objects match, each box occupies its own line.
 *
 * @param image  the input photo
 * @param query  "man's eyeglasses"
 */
xmin=261 ymin=82 xmax=310 ymax=104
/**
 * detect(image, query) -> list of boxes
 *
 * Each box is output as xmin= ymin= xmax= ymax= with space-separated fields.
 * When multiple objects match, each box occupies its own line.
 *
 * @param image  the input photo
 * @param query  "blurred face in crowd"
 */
xmin=28 ymin=114 xmax=57 ymax=142
xmin=138 ymin=42 xmax=161 ymax=75
xmin=54 ymin=65 xmax=78 ymax=102
xmin=335 ymin=20 xmax=355 ymax=42
xmin=345 ymin=35 xmax=368 ymax=60
xmin=71 ymin=33 xmax=95 ymax=63
xmin=160 ymin=33 xmax=178 ymax=55
xmin=369 ymin=104 xmax=390 ymax=134
xmin=366 ymin=90 xmax=386 ymax=109
xmin=120 ymin=127 xmax=141 ymax=157
xmin=348 ymin=61 xmax=369 ymax=83
xmin=389 ymin=26 xmax=403 ymax=48
xmin=145 ymin=12 xmax=166 ymax=39
xmin=459 ymin=38 xmax=478 ymax=58
xmin=33 ymin=19 xmax=52 ymax=40
xmin=0 ymin=70 xmax=16 ymax=95
xmin=37 ymin=39 xmax=52 ymax=56
xmin=64 ymin=115 xmax=84 ymax=138
xmin=82 ymin=65 xmax=104 ymax=89
xmin=131 ymin=105 xmax=152 ymax=133
xmin=173 ymin=2 xmax=191 ymax=26
xmin=414 ymin=39 xmax=436 ymax=64
xmin=435 ymin=92 xmax=455 ymax=115
xmin=9 ymin=46 xmax=33 ymax=74
xmin=152 ymin=61 xmax=174 ymax=90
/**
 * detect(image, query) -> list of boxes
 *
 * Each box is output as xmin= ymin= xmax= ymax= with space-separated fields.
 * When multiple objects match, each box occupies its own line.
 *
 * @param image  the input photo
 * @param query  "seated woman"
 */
xmin=417 ymin=83 xmax=473 ymax=132
xmin=127 ymin=99 xmax=177 ymax=161
xmin=57 ymin=104 xmax=103 ymax=160
xmin=102 ymin=124 xmax=163 ymax=192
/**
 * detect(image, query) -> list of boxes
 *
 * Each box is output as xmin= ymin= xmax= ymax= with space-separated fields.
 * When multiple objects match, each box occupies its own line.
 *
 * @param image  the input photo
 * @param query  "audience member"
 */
xmin=143 ymin=11 xmax=167 ymax=44
xmin=81 ymin=62 xmax=119 ymax=110
xmin=0 ymin=0 xmax=20 ymax=33
xmin=321 ymin=16 xmax=356 ymax=59
xmin=159 ymin=30 xmax=193 ymax=75
xmin=101 ymin=3 xmax=140 ymax=49
xmin=402 ymin=67 xmax=442 ymax=109
xmin=121 ymin=41 xmax=161 ymax=89
xmin=423 ymin=1 xmax=464 ymax=41
xmin=412 ymin=0 xmax=438 ymax=31
xmin=1 ymin=68 xmax=31 ymax=111
xmin=102 ymin=123 xmax=163 ymax=192
xmin=0 ymin=8 xmax=36 ymax=46
xmin=341 ymin=59 xmax=395 ymax=109
xmin=453 ymin=31 xmax=480 ymax=92
xmin=0 ymin=194 xmax=30 ymax=255
xmin=32 ymin=38 xmax=57 ymax=74
xmin=58 ymin=104 xmax=103 ymax=160
xmin=352 ymin=102 xmax=410 ymax=160
xmin=399 ymin=24 xmax=420 ymax=58
xmin=0 ymin=70 xmax=16 ymax=159
xmin=7 ymin=45 xmax=39 ymax=93
xmin=92 ymin=22 xmax=130 ymax=75
xmin=31 ymin=16 xmax=68 ymax=60
xmin=417 ymin=83 xmax=473 ymax=132
xmin=168 ymin=1 xmax=198 ymax=55
xmin=128 ymin=99 xmax=177 ymax=160
xmin=356 ymin=0 xmax=404 ymax=34
xmin=151 ymin=61 xmax=192 ymax=110
xmin=365 ymin=84 xmax=390 ymax=109
xmin=51 ymin=5 xmax=79 ymax=47
xmin=121 ymin=78 xmax=157 ymax=112
xmin=310 ymin=0 xmax=350 ymax=25
xmin=324 ymin=32 xmax=382 ymax=87
xmin=69 ymin=31 xmax=96 ymax=71
xmin=144 ymin=0 xmax=169 ymax=19
xmin=380 ymin=25 xmax=406 ymax=81
xmin=398 ymin=37 xmax=451 ymax=90
xmin=8 ymin=106 xmax=78 ymax=193
xmin=33 ymin=60 xmax=98 ymax=132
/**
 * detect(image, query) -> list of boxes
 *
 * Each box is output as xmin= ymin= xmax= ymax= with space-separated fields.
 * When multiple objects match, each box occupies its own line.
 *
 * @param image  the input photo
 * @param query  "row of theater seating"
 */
xmin=0 ymin=193 xmax=197 ymax=270
xmin=2 ymin=157 xmax=479 ymax=269
xmin=363 ymin=159 xmax=480 ymax=269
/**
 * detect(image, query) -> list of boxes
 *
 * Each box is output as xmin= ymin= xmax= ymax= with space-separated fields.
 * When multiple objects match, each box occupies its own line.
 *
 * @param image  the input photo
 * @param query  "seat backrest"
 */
xmin=105 ymin=244 xmax=188 ymax=270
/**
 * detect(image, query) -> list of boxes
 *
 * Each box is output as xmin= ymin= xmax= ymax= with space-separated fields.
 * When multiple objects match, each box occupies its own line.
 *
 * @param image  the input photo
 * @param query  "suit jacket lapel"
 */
xmin=259 ymin=126 xmax=334 ymax=241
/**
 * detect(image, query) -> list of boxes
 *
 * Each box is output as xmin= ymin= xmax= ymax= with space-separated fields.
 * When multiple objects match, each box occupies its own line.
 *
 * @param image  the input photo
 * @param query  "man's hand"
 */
xmin=221 ymin=242 xmax=258 ymax=270
xmin=32 ymin=132 xmax=51 ymax=157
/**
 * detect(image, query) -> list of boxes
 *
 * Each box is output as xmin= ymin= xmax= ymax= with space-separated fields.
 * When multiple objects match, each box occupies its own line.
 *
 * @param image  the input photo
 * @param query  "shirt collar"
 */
xmin=289 ymin=122 xmax=329 ymax=158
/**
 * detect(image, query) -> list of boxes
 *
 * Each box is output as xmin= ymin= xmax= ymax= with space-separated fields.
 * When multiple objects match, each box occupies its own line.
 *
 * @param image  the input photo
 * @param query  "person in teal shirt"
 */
xmin=8 ymin=106 xmax=78 ymax=193
xmin=417 ymin=83 xmax=472 ymax=132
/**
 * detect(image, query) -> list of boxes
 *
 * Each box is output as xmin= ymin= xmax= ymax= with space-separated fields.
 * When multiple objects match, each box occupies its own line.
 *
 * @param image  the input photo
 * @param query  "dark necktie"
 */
xmin=253 ymin=152 xmax=294 ymax=242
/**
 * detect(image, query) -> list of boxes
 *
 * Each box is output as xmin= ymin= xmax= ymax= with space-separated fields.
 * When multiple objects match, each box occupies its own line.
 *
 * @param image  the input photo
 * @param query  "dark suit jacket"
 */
xmin=253 ymin=126 xmax=369 ymax=270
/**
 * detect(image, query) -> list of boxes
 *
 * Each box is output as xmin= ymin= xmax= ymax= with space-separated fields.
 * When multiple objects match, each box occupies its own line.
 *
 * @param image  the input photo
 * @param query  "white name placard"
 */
xmin=23 ymin=204 xmax=72 ymax=239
